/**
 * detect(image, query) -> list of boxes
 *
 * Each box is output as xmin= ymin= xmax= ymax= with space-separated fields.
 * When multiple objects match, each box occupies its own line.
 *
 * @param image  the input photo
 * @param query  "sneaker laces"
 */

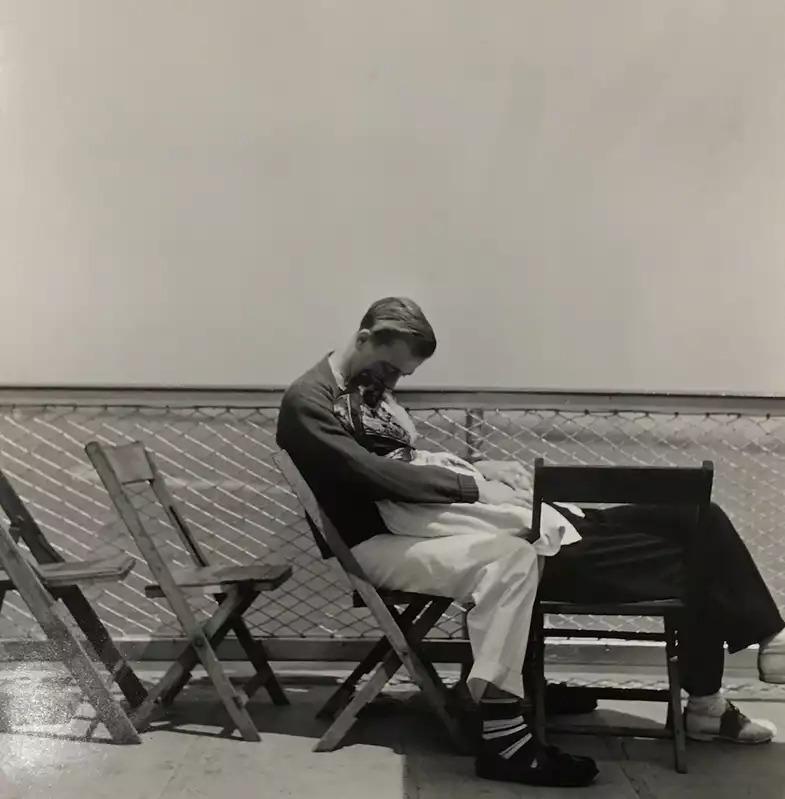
xmin=724 ymin=701 xmax=748 ymax=723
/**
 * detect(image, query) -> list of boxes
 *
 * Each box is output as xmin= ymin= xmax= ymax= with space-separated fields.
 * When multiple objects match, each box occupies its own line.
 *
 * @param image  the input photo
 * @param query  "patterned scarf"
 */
xmin=334 ymin=371 xmax=418 ymax=461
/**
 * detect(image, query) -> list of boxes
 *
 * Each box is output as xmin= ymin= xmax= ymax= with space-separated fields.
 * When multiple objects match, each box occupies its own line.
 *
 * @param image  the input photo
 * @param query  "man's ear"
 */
xmin=355 ymin=329 xmax=372 ymax=348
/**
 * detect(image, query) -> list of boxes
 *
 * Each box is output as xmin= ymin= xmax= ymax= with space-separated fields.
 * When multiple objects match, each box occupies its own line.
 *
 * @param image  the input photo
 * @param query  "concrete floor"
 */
xmin=1 ymin=665 xmax=785 ymax=799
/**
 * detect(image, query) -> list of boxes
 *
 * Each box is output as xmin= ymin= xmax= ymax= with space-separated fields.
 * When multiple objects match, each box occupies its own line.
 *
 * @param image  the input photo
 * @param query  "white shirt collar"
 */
xmin=327 ymin=351 xmax=346 ymax=390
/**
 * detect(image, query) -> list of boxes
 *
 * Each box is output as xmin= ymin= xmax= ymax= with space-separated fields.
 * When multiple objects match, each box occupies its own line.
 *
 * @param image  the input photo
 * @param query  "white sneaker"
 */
xmin=685 ymin=700 xmax=775 ymax=744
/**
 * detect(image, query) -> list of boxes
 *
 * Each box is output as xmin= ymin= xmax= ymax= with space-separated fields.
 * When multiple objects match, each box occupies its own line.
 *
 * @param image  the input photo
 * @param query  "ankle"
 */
xmin=687 ymin=691 xmax=727 ymax=716
xmin=482 ymin=684 xmax=517 ymax=700
xmin=479 ymin=695 xmax=536 ymax=760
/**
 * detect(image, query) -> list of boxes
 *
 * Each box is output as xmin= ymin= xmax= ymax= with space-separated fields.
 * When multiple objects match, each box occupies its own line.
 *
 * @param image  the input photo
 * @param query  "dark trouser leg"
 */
xmin=541 ymin=503 xmax=784 ymax=696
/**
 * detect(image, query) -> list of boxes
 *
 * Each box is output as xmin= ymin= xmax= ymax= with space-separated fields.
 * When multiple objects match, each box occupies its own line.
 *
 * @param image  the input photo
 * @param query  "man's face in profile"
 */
xmin=350 ymin=333 xmax=426 ymax=391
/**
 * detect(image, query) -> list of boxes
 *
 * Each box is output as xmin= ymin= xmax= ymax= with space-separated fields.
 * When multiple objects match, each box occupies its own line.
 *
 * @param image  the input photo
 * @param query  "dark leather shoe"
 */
xmin=476 ymin=744 xmax=599 ymax=787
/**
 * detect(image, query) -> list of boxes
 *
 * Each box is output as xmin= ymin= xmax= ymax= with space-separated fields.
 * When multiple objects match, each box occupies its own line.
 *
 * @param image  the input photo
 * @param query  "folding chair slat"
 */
xmin=98 ymin=442 xmax=155 ymax=485
xmin=532 ymin=461 xmax=713 ymax=506
xmin=143 ymin=561 xmax=291 ymax=597
xmin=539 ymin=599 xmax=683 ymax=616
xmin=147 ymin=465 xmax=212 ymax=568
xmin=0 ymin=554 xmax=135 ymax=590
xmin=353 ymin=588 xmax=448 ymax=607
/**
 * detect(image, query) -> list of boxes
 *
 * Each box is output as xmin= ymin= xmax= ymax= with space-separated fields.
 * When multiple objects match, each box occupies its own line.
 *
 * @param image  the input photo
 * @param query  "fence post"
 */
xmin=465 ymin=408 xmax=484 ymax=463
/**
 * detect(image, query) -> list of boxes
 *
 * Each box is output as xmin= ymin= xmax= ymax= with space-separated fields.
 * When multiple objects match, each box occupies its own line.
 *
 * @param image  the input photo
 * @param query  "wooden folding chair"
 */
xmin=528 ymin=458 xmax=714 ymax=774
xmin=0 ymin=469 xmax=147 ymax=711
xmin=86 ymin=441 xmax=292 ymax=742
xmin=0 ymin=472 xmax=142 ymax=743
xmin=275 ymin=450 xmax=470 ymax=753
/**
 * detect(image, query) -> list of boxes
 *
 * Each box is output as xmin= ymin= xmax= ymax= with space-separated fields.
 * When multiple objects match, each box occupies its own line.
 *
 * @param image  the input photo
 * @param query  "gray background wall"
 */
xmin=2 ymin=1 xmax=784 ymax=391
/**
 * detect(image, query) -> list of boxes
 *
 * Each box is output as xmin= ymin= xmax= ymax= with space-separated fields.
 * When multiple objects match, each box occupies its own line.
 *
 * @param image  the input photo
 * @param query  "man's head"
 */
xmin=344 ymin=297 xmax=436 ymax=390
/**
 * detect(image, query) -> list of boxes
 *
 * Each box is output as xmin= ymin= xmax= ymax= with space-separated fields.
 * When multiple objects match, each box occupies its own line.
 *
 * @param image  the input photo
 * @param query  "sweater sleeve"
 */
xmin=277 ymin=385 xmax=479 ymax=504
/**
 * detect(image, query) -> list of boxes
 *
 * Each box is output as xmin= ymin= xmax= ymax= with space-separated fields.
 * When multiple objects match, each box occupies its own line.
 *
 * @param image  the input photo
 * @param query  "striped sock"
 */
xmin=479 ymin=697 xmax=537 ymax=761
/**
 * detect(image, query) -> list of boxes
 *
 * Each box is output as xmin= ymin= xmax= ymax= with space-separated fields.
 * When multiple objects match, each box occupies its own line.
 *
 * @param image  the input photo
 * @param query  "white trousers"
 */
xmin=352 ymin=531 xmax=540 ymax=702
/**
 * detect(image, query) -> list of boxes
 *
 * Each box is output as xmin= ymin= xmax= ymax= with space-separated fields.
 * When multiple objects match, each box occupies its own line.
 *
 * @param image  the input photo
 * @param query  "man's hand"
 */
xmin=477 ymin=479 xmax=533 ymax=507
xmin=474 ymin=460 xmax=532 ymax=491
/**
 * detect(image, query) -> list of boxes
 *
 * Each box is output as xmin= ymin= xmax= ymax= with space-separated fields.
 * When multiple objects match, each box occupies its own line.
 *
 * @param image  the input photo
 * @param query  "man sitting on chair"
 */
xmin=277 ymin=296 xmax=785 ymax=787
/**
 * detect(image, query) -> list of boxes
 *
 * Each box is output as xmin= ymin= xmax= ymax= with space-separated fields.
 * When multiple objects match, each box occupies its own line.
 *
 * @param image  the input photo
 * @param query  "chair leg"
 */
xmin=664 ymin=615 xmax=687 ymax=774
xmin=158 ymin=590 xmax=257 ymax=707
xmin=401 ymin=617 xmax=472 ymax=754
xmin=458 ymin=608 xmax=472 ymax=685
xmin=317 ymin=637 xmax=391 ymax=721
xmin=390 ymin=601 xmax=453 ymax=705
xmin=389 ymin=598 xmax=471 ymax=754
xmin=315 ymin=598 xmax=459 ymax=753
xmin=57 ymin=632 xmax=141 ymax=744
xmin=131 ymin=591 xmax=256 ymax=738
xmin=530 ymin=608 xmax=547 ymax=745
xmin=315 ymin=647 xmax=404 ymax=752
xmin=60 ymin=587 xmax=148 ymax=708
xmin=317 ymin=599 xmax=428 ymax=720
xmin=230 ymin=617 xmax=288 ymax=705
xmin=197 ymin=635 xmax=260 ymax=742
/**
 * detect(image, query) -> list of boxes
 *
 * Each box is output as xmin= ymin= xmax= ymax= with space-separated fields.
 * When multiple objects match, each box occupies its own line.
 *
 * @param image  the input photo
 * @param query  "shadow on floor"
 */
xmin=4 ymin=670 xmax=785 ymax=798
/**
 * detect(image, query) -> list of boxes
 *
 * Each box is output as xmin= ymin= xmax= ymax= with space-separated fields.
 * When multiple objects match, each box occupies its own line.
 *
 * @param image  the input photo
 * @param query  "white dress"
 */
xmin=376 ymin=449 xmax=582 ymax=557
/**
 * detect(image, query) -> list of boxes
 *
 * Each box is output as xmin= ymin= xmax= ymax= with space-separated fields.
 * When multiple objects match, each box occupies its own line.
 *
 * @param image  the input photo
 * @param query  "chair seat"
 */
xmin=540 ymin=598 xmax=684 ymax=617
xmin=352 ymin=588 xmax=453 ymax=608
xmin=144 ymin=560 xmax=292 ymax=597
xmin=0 ymin=554 xmax=135 ymax=590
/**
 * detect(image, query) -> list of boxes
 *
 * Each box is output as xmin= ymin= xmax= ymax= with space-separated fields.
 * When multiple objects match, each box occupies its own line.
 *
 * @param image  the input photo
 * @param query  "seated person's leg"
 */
xmin=474 ymin=682 xmax=597 ymax=787
xmin=541 ymin=503 xmax=781 ymax=744
xmin=352 ymin=532 xmax=597 ymax=786
xmin=353 ymin=532 xmax=539 ymax=702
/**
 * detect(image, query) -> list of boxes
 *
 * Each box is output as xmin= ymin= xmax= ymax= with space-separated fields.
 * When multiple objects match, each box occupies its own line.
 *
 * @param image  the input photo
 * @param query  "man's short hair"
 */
xmin=359 ymin=297 xmax=437 ymax=358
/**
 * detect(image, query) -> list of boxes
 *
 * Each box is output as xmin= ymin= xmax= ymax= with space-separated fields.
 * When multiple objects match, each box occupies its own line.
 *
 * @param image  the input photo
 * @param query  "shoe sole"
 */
xmin=475 ymin=764 xmax=598 ymax=788
xmin=687 ymin=731 xmax=773 ymax=745
xmin=759 ymin=673 xmax=785 ymax=684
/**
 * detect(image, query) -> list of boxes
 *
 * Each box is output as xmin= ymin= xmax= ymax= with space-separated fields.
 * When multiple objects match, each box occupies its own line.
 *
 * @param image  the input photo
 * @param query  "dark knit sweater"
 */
xmin=276 ymin=356 xmax=480 ymax=553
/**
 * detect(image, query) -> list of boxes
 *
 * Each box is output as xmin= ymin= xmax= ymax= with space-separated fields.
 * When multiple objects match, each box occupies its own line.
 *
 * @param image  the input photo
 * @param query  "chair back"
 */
xmin=274 ymin=450 xmax=369 ymax=581
xmin=531 ymin=458 xmax=714 ymax=553
xmin=86 ymin=441 xmax=211 ymax=569
xmin=0 ymin=469 xmax=63 ymax=563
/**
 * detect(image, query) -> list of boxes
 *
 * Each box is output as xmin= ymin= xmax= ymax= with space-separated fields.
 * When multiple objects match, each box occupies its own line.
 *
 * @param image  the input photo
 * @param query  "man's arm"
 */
xmin=277 ymin=385 xmax=479 ymax=505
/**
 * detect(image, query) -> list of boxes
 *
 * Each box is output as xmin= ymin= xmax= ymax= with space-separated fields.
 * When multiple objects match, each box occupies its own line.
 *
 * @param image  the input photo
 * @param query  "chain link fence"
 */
xmin=1 ymin=388 xmax=784 ymax=655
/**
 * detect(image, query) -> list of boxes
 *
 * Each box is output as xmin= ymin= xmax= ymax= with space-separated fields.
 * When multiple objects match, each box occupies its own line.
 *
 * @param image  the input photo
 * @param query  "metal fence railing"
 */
xmin=1 ymin=387 xmax=784 ymax=660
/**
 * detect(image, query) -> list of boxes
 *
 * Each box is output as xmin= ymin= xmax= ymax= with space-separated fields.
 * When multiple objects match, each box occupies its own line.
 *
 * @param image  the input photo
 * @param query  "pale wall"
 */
xmin=2 ymin=1 xmax=784 ymax=391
